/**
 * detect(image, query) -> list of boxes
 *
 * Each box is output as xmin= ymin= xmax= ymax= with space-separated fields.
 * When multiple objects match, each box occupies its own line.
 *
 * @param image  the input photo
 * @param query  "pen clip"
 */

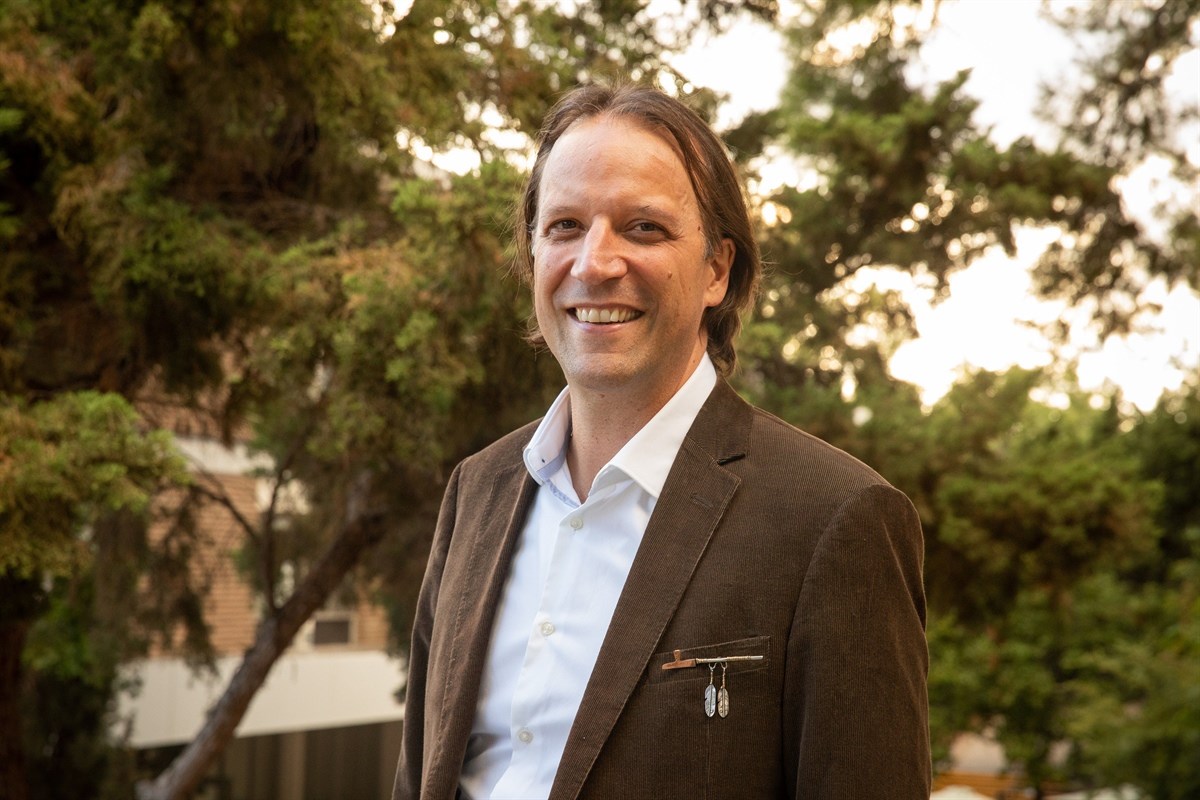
xmin=661 ymin=649 xmax=698 ymax=670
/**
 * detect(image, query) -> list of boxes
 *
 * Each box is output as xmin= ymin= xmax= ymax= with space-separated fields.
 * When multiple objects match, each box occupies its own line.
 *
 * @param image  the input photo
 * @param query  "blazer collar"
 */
xmin=550 ymin=379 xmax=753 ymax=799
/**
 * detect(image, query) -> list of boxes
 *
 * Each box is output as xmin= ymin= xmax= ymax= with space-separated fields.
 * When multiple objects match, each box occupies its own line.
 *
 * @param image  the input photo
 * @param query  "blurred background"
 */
xmin=1 ymin=0 xmax=1196 ymax=798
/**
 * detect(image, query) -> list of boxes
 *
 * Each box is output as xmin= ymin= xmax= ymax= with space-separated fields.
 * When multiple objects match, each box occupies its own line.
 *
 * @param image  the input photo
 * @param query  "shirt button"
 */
xmin=517 ymin=728 xmax=533 ymax=744
xmin=569 ymin=517 xmax=583 ymax=530
xmin=540 ymin=621 xmax=556 ymax=637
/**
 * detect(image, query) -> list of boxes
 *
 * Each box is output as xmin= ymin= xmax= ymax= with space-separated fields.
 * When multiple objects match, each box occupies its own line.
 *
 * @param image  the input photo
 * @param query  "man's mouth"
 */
xmin=572 ymin=307 xmax=642 ymax=324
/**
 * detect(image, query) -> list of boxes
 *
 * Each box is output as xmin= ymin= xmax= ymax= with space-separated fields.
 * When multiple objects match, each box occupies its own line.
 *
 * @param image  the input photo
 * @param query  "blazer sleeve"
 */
xmin=784 ymin=482 xmax=931 ymax=799
xmin=392 ymin=462 xmax=463 ymax=800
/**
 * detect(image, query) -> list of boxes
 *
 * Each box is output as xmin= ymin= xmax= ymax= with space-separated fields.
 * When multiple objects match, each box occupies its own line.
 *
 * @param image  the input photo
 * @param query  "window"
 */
xmin=311 ymin=614 xmax=353 ymax=646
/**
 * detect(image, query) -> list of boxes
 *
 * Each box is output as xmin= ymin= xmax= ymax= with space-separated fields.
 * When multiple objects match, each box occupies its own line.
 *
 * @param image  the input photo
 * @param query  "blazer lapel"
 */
xmin=425 ymin=459 xmax=538 ymax=800
xmin=549 ymin=381 xmax=753 ymax=800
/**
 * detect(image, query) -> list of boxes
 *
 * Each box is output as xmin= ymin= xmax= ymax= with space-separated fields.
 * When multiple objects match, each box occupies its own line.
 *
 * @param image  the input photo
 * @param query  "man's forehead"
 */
xmin=549 ymin=113 xmax=691 ymax=167
xmin=555 ymin=112 xmax=686 ymax=159
xmin=536 ymin=115 xmax=696 ymax=206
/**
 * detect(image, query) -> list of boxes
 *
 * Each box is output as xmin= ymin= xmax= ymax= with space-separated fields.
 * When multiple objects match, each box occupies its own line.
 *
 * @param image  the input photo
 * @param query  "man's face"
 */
xmin=532 ymin=115 xmax=733 ymax=404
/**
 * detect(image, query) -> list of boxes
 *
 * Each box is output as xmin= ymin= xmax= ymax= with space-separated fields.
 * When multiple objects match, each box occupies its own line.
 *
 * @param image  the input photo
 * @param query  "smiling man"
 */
xmin=393 ymin=84 xmax=930 ymax=800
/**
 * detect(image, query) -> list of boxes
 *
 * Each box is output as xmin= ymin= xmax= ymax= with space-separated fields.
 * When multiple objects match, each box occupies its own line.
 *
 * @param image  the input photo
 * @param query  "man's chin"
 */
xmin=558 ymin=356 xmax=646 ymax=391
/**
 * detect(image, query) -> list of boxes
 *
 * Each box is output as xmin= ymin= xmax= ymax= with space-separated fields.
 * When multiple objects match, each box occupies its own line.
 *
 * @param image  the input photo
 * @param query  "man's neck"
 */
xmin=563 ymin=366 xmax=701 ymax=502
xmin=564 ymin=399 xmax=651 ymax=502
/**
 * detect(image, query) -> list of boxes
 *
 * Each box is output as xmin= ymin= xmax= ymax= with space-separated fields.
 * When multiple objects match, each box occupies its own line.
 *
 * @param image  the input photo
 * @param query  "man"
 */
xmin=393 ymin=84 xmax=929 ymax=800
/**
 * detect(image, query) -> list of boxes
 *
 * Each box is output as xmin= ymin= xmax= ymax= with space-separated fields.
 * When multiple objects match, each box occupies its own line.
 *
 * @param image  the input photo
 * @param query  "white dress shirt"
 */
xmin=458 ymin=355 xmax=718 ymax=800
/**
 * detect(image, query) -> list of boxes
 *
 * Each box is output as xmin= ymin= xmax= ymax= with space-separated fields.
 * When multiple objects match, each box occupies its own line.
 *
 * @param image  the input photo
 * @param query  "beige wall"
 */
xmin=119 ymin=649 xmax=406 ymax=748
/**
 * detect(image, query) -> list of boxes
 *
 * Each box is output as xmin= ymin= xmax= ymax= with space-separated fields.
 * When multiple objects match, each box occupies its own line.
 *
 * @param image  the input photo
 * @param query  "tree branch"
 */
xmin=187 ymin=479 xmax=262 ymax=548
xmin=135 ymin=471 xmax=387 ymax=800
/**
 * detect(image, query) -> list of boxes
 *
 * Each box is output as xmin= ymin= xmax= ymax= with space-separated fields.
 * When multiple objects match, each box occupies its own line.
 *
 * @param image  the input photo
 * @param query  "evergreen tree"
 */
xmin=723 ymin=1 xmax=1198 ymax=795
xmin=0 ymin=1 xmax=757 ymax=796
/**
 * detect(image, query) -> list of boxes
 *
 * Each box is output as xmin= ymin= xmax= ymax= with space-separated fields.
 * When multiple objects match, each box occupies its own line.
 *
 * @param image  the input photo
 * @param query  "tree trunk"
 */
xmin=0 ymin=571 xmax=45 ymax=800
xmin=137 ymin=475 xmax=386 ymax=800
xmin=0 ymin=616 xmax=32 ymax=800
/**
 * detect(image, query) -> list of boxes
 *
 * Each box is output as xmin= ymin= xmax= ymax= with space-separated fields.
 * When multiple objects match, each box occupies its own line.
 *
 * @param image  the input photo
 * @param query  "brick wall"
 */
xmin=147 ymin=439 xmax=397 ymax=659
xmin=199 ymin=473 xmax=261 ymax=654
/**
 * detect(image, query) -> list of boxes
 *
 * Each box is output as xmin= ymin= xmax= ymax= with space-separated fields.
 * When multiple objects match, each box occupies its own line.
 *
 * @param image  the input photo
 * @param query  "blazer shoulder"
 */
xmin=746 ymin=403 xmax=894 ymax=494
xmin=693 ymin=380 xmax=896 ymax=497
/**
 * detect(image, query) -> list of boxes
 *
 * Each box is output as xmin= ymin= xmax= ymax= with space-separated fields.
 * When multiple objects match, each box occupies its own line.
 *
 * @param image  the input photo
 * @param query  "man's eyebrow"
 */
xmin=633 ymin=204 xmax=685 ymax=228
xmin=537 ymin=203 xmax=576 ymax=221
xmin=536 ymin=201 xmax=684 ymax=226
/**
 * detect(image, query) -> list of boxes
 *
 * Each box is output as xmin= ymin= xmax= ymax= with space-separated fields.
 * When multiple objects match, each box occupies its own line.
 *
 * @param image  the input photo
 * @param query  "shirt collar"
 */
xmin=522 ymin=354 xmax=718 ymax=501
xmin=523 ymin=387 xmax=572 ymax=485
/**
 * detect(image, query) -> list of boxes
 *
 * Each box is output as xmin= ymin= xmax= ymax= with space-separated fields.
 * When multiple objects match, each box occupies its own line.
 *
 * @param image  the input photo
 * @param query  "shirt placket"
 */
xmin=494 ymin=495 xmax=588 ymax=797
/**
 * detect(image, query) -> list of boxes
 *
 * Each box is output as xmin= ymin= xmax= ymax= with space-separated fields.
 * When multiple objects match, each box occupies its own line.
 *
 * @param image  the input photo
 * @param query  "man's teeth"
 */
xmin=575 ymin=308 xmax=638 ymax=324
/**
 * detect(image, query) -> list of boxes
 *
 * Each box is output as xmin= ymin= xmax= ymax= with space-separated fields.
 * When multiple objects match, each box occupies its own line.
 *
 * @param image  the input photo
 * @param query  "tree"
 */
xmin=1036 ymin=0 xmax=1199 ymax=325
xmin=732 ymin=0 xmax=1196 ymax=411
xmin=1068 ymin=381 xmax=1200 ymax=797
xmin=926 ymin=383 xmax=1164 ymax=792
xmin=1 ymin=394 xmax=186 ymax=799
xmin=721 ymin=0 xmax=1198 ymax=794
xmin=1 ymin=1 xmax=773 ymax=797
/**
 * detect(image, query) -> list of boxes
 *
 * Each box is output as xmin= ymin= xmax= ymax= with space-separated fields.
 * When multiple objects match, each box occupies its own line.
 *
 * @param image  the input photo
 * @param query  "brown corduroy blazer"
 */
xmin=393 ymin=380 xmax=930 ymax=800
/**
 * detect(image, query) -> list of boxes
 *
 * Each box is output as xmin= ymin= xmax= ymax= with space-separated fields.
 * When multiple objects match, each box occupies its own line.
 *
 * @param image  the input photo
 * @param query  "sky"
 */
xmin=669 ymin=0 xmax=1200 ymax=410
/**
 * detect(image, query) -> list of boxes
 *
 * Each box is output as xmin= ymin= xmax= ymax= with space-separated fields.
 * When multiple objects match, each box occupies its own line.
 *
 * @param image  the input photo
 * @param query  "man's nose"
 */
xmin=571 ymin=224 xmax=627 ymax=283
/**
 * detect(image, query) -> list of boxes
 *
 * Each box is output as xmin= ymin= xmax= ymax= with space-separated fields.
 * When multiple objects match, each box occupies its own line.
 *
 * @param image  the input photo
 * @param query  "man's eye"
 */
xmin=548 ymin=219 xmax=578 ymax=233
xmin=632 ymin=222 xmax=662 ymax=234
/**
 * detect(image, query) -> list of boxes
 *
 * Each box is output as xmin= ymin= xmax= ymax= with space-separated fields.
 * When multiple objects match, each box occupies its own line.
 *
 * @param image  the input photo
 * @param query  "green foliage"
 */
xmin=749 ymin=352 xmax=1196 ymax=793
xmin=0 ymin=105 xmax=20 ymax=242
xmin=0 ymin=389 xmax=203 ymax=799
xmin=732 ymin=5 xmax=1198 ymax=790
xmin=1061 ymin=553 xmax=1200 ymax=799
xmin=883 ymin=370 xmax=1193 ymax=794
xmin=922 ymin=372 xmax=1185 ymax=788
xmin=0 ymin=392 xmax=185 ymax=579
xmin=21 ymin=572 xmax=140 ymax=800
xmin=1037 ymin=0 xmax=1200 ymax=304
xmin=736 ymin=0 xmax=1197 ymax=413
xmin=932 ymin=390 xmax=1161 ymax=621
xmin=926 ymin=611 xmax=991 ymax=767
xmin=932 ymin=547 xmax=1200 ymax=796
xmin=2 ymin=0 xmax=746 ymax=793
xmin=1127 ymin=381 xmax=1200 ymax=563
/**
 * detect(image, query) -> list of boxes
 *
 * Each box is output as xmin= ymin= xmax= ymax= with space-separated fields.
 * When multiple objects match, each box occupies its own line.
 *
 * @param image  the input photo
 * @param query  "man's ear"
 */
xmin=704 ymin=238 xmax=735 ymax=308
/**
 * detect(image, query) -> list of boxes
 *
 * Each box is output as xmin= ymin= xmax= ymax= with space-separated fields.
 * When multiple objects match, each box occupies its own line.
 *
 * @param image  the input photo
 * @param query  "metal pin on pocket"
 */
xmin=661 ymin=649 xmax=765 ymax=670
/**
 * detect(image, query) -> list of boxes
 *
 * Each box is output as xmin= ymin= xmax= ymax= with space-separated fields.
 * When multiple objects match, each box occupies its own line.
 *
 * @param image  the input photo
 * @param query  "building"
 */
xmin=117 ymin=435 xmax=406 ymax=800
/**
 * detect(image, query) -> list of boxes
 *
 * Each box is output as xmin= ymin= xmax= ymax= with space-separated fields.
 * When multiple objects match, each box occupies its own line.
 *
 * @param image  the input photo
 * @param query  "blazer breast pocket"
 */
xmin=612 ymin=634 xmax=781 ymax=798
